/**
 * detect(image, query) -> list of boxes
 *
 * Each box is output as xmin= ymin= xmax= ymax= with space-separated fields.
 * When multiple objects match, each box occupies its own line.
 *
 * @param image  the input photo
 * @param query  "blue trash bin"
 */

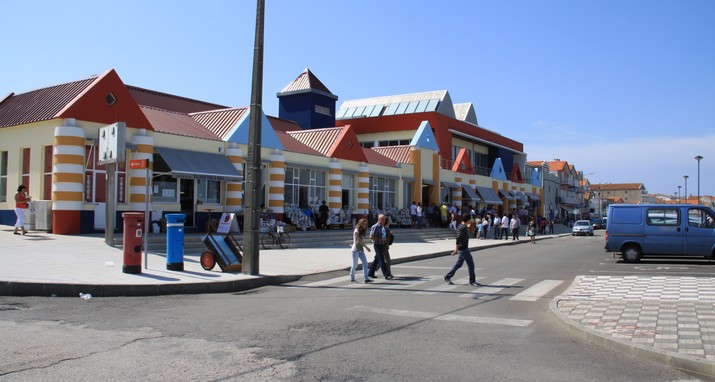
xmin=166 ymin=213 xmax=185 ymax=271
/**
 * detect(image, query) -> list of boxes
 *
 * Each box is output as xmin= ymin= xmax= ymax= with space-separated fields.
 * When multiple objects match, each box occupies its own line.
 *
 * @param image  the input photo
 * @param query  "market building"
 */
xmin=0 ymin=68 xmax=543 ymax=234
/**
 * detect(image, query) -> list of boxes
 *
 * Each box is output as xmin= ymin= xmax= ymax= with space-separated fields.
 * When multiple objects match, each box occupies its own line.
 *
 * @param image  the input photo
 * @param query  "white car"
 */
xmin=572 ymin=220 xmax=594 ymax=236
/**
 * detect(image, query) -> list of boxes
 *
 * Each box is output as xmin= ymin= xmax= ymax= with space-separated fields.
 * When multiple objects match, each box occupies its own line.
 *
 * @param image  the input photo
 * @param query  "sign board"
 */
xmin=217 ymin=213 xmax=240 ymax=234
xmin=130 ymin=159 xmax=148 ymax=169
xmin=98 ymin=122 xmax=126 ymax=165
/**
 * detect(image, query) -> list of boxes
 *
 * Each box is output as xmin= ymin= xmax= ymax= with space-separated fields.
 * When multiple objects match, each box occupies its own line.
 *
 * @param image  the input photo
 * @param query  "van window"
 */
xmin=611 ymin=207 xmax=642 ymax=224
xmin=688 ymin=208 xmax=715 ymax=229
xmin=646 ymin=208 xmax=679 ymax=226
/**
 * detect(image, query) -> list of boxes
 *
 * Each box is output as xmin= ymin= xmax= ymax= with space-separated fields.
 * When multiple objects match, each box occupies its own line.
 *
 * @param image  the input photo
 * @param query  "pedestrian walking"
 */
xmin=493 ymin=214 xmax=501 ymax=239
xmin=510 ymin=214 xmax=521 ymax=240
xmin=528 ymin=218 xmax=537 ymax=244
xmin=440 ymin=202 xmax=448 ymax=228
xmin=501 ymin=214 xmax=510 ymax=240
xmin=444 ymin=212 xmax=480 ymax=287
xmin=319 ymin=201 xmax=329 ymax=231
xmin=350 ymin=219 xmax=372 ymax=283
xmin=13 ymin=185 xmax=31 ymax=235
xmin=368 ymin=214 xmax=393 ymax=280
xmin=416 ymin=202 xmax=423 ymax=229
xmin=548 ymin=219 xmax=554 ymax=234
xmin=410 ymin=201 xmax=418 ymax=228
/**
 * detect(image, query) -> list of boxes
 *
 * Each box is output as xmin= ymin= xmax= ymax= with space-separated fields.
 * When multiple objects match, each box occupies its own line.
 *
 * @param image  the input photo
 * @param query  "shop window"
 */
xmin=21 ymin=148 xmax=30 ymax=190
xmin=43 ymin=145 xmax=53 ymax=200
xmin=197 ymin=179 xmax=221 ymax=204
xmin=152 ymin=175 xmax=178 ymax=203
xmin=84 ymin=145 xmax=126 ymax=203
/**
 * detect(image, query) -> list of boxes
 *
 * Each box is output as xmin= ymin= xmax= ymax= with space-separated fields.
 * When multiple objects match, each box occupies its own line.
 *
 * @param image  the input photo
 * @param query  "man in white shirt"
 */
xmin=410 ymin=202 xmax=418 ymax=228
xmin=501 ymin=214 xmax=510 ymax=241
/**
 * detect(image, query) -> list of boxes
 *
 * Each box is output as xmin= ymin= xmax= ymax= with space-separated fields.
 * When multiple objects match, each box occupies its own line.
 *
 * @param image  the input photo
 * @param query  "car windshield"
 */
xmin=574 ymin=221 xmax=589 ymax=226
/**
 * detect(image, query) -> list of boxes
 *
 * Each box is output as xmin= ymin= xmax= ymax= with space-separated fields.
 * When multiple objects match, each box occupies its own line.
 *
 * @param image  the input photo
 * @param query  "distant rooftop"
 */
xmin=337 ymin=90 xmax=455 ymax=120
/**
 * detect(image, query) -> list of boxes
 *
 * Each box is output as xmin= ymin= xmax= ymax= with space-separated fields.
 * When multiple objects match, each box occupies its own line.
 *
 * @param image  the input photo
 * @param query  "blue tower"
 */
xmin=277 ymin=68 xmax=338 ymax=130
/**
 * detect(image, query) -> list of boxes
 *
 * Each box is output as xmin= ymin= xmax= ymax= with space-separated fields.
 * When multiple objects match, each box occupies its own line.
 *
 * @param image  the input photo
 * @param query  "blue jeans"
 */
xmin=445 ymin=248 xmax=476 ymax=284
xmin=350 ymin=250 xmax=369 ymax=281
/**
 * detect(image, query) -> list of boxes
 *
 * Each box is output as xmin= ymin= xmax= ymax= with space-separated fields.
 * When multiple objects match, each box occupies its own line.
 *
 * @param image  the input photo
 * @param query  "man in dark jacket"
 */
xmin=444 ymin=212 xmax=480 ymax=287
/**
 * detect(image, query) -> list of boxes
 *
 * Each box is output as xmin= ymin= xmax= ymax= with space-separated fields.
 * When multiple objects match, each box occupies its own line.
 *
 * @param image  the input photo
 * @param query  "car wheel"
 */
xmin=622 ymin=245 xmax=641 ymax=263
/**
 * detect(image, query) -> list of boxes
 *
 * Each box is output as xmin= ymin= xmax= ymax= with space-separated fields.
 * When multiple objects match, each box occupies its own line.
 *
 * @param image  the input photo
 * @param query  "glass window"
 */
xmin=43 ymin=146 xmax=53 ymax=200
xmin=426 ymin=99 xmax=440 ymax=111
xmin=0 ymin=151 xmax=7 ymax=202
xmin=369 ymin=105 xmax=384 ymax=117
xmin=384 ymin=103 xmax=399 ymax=116
xmin=353 ymin=106 xmax=365 ymax=117
xmin=361 ymin=105 xmax=374 ymax=117
xmin=647 ymin=208 xmax=679 ymax=226
xmin=395 ymin=102 xmax=409 ymax=114
xmin=336 ymin=108 xmax=348 ymax=119
xmin=415 ymin=100 xmax=429 ymax=112
xmin=688 ymin=208 xmax=715 ymax=229
xmin=152 ymin=175 xmax=178 ymax=203
xmin=405 ymin=101 xmax=419 ymax=114
xmin=197 ymin=179 xmax=221 ymax=204
xmin=22 ymin=148 xmax=30 ymax=190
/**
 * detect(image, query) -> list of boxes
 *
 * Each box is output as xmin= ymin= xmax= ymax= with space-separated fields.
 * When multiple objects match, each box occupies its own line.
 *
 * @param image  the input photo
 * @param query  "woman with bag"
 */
xmin=528 ymin=218 xmax=537 ymax=244
xmin=14 ymin=185 xmax=31 ymax=235
xmin=350 ymin=219 xmax=373 ymax=283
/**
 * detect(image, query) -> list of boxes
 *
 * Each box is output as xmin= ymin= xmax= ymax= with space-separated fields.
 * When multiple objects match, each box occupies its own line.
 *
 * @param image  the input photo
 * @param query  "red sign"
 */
xmin=129 ymin=159 xmax=148 ymax=169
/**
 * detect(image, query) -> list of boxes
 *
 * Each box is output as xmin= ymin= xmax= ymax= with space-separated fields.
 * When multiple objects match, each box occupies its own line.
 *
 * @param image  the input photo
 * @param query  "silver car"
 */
xmin=572 ymin=220 xmax=594 ymax=236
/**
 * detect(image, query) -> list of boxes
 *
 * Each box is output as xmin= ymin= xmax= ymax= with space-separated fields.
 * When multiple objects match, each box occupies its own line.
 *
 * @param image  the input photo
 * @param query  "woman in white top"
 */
xmin=350 ymin=218 xmax=373 ymax=283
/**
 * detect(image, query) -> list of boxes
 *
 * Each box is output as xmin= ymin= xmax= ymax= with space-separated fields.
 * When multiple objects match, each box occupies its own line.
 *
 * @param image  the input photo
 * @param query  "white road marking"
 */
xmin=414 ymin=277 xmax=469 ymax=295
xmin=458 ymin=278 xmax=524 ymax=298
xmin=509 ymin=280 xmax=564 ymax=301
xmin=392 ymin=266 xmax=484 ymax=271
xmin=348 ymin=305 xmax=532 ymax=327
xmin=299 ymin=275 xmax=351 ymax=287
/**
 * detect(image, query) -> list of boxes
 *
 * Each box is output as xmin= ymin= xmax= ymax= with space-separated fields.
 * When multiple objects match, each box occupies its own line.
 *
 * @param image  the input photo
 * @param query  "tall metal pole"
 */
xmin=695 ymin=155 xmax=702 ymax=206
xmin=243 ymin=0 xmax=265 ymax=275
xmin=683 ymin=175 xmax=688 ymax=204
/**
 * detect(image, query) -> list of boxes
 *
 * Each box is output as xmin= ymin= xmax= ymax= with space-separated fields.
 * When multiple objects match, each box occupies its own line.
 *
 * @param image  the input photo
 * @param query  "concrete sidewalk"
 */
xmin=1 ymin=225 xmax=713 ymax=379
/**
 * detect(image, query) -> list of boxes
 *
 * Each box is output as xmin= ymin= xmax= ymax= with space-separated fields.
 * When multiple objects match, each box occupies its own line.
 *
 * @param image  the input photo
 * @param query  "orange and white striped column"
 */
xmin=129 ymin=130 xmax=153 ymax=212
xmin=453 ymin=176 xmax=463 ymax=208
xmin=225 ymin=143 xmax=243 ymax=212
xmin=52 ymin=119 xmax=85 ymax=234
xmin=357 ymin=163 xmax=370 ymax=214
xmin=328 ymin=158 xmax=342 ymax=213
xmin=268 ymin=149 xmax=285 ymax=221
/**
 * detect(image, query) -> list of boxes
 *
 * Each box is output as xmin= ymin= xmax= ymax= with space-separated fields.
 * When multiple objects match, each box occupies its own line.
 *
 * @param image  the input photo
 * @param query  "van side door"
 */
xmin=685 ymin=208 xmax=715 ymax=257
xmin=643 ymin=207 xmax=683 ymax=255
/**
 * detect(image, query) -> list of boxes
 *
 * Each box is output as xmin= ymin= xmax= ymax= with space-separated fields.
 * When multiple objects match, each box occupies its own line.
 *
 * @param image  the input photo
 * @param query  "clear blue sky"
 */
xmin=2 ymin=0 xmax=713 ymax=197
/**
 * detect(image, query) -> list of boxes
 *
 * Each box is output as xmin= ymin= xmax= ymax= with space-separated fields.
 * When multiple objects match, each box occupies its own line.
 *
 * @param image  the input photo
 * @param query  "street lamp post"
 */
xmin=695 ymin=155 xmax=703 ymax=205
xmin=683 ymin=175 xmax=689 ymax=204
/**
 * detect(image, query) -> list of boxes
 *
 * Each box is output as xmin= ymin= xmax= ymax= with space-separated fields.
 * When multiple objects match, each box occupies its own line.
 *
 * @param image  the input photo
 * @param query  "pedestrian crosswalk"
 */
xmin=295 ymin=273 xmax=564 ymax=302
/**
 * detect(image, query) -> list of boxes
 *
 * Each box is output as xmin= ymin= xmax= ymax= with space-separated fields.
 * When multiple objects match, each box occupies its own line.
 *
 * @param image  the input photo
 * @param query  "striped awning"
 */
xmin=498 ymin=190 xmax=514 ymax=200
xmin=462 ymin=186 xmax=480 ymax=201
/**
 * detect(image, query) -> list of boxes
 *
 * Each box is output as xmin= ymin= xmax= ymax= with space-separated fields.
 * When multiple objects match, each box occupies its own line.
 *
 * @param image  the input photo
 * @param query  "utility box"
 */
xmin=122 ymin=213 xmax=144 ymax=274
xmin=166 ymin=213 xmax=185 ymax=271
xmin=34 ymin=200 xmax=53 ymax=232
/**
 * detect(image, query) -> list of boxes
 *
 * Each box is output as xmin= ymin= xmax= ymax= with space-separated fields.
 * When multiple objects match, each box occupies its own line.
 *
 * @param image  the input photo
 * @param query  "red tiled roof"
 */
xmin=371 ymin=145 xmax=413 ymax=164
xmin=526 ymin=160 xmax=546 ymax=167
xmin=546 ymin=160 xmax=568 ymax=171
xmin=275 ymin=131 xmax=324 ymax=157
xmin=362 ymin=147 xmax=397 ymax=167
xmin=140 ymin=106 xmax=221 ymax=140
xmin=267 ymin=116 xmax=302 ymax=132
xmin=190 ymin=108 xmax=247 ymax=140
xmin=287 ymin=127 xmax=342 ymax=156
xmin=278 ymin=68 xmax=336 ymax=98
xmin=128 ymin=85 xmax=227 ymax=113
xmin=0 ymin=76 xmax=98 ymax=128
xmin=590 ymin=183 xmax=645 ymax=191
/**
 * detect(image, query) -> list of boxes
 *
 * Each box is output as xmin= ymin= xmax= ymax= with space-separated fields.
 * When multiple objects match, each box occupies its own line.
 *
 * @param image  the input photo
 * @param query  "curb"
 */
xmin=0 ymin=233 xmax=570 ymax=298
xmin=548 ymin=277 xmax=715 ymax=382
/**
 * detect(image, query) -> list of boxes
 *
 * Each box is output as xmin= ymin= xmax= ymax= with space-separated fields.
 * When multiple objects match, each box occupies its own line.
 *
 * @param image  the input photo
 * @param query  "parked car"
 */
xmin=572 ymin=220 xmax=594 ymax=236
xmin=591 ymin=218 xmax=605 ymax=230
xmin=605 ymin=204 xmax=715 ymax=262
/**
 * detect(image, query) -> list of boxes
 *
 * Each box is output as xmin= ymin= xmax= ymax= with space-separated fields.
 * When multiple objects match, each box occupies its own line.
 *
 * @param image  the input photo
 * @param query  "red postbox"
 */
xmin=122 ymin=212 xmax=144 ymax=274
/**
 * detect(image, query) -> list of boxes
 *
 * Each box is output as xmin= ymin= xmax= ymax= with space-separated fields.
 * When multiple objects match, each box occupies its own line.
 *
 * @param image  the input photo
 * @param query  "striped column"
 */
xmin=129 ymin=130 xmax=153 ymax=212
xmin=225 ymin=144 xmax=244 ymax=212
xmin=453 ymin=176 xmax=462 ymax=208
xmin=328 ymin=159 xmax=342 ymax=213
xmin=469 ymin=177 xmax=477 ymax=206
xmin=268 ymin=149 xmax=285 ymax=220
xmin=52 ymin=119 xmax=85 ymax=234
xmin=357 ymin=163 xmax=370 ymax=214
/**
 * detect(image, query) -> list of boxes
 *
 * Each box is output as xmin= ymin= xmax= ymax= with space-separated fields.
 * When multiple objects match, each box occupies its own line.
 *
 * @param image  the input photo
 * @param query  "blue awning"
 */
xmin=155 ymin=147 xmax=243 ymax=182
xmin=475 ymin=186 xmax=503 ymax=205
xmin=462 ymin=186 xmax=480 ymax=201
xmin=499 ymin=190 xmax=514 ymax=200
xmin=510 ymin=190 xmax=529 ymax=203
xmin=441 ymin=181 xmax=461 ymax=189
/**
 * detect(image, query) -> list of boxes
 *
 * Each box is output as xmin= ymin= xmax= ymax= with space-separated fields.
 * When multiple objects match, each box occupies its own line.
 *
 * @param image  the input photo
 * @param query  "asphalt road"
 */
xmin=0 ymin=232 xmax=711 ymax=381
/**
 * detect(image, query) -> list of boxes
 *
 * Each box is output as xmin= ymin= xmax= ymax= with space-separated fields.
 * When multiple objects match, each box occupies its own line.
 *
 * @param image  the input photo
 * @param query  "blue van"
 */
xmin=605 ymin=204 xmax=715 ymax=262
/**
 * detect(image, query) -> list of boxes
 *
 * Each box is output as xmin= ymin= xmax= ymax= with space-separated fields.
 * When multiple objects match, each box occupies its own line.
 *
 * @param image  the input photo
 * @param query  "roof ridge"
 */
xmin=189 ymin=107 xmax=248 ymax=116
xmin=127 ymin=85 xmax=228 ymax=109
xmin=12 ymin=75 xmax=100 ymax=96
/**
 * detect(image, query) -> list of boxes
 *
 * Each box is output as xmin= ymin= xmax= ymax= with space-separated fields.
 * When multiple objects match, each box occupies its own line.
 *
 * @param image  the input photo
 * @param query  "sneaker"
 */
xmin=368 ymin=274 xmax=376 ymax=279
xmin=385 ymin=275 xmax=394 ymax=280
xmin=470 ymin=282 xmax=482 ymax=287
xmin=443 ymin=276 xmax=453 ymax=285
xmin=364 ymin=279 xmax=373 ymax=283
xmin=350 ymin=279 xmax=357 ymax=283
xmin=13 ymin=232 xmax=20 ymax=235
